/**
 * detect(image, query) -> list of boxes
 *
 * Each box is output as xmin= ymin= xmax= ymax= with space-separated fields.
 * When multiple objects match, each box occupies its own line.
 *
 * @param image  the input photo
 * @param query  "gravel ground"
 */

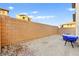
xmin=1 ymin=35 xmax=79 ymax=56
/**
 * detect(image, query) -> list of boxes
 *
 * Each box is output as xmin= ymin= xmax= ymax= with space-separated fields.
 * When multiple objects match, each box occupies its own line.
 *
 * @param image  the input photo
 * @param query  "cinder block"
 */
xmin=0 ymin=15 xmax=59 ymax=47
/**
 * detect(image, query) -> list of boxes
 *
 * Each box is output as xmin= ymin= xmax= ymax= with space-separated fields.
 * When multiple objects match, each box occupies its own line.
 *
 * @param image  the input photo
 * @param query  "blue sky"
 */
xmin=0 ymin=3 xmax=75 ymax=26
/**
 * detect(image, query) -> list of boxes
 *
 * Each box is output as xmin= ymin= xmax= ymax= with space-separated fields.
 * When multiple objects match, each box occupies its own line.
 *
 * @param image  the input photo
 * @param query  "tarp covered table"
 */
xmin=62 ymin=34 xmax=78 ymax=48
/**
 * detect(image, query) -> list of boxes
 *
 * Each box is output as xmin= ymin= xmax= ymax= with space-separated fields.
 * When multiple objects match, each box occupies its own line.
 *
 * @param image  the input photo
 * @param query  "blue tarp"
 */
xmin=63 ymin=34 xmax=78 ymax=42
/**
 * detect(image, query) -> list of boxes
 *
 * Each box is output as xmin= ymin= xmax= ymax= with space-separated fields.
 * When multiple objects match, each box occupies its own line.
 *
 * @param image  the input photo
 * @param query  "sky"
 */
xmin=0 ymin=3 xmax=75 ymax=26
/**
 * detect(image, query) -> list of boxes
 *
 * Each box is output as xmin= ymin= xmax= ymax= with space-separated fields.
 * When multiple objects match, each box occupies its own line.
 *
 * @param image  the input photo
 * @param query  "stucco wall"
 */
xmin=59 ymin=27 xmax=76 ymax=35
xmin=76 ymin=3 xmax=79 ymax=35
xmin=0 ymin=10 xmax=8 ymax=16
xmin=0 ymin=15 xmax=59 ymax=46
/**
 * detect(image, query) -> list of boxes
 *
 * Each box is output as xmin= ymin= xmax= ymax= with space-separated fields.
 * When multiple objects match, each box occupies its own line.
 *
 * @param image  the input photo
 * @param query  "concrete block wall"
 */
xmin=0 ymin=17 xmax=1 ymax=53
xmin=0 ymin=15 xmax=59 ymax=46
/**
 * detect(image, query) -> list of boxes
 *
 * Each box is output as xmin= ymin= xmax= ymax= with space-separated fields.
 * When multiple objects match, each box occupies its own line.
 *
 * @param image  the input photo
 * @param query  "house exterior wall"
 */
xmin=59 ymin=27 xmax=76 ymax=35
xmin=75 ymin=3 xmax=79 ymax=35
xmin=0 ymin=10 xmax=8 ymax=16
xmin=60 ymin=22 xmax=76 ymax=35
xmin=62 ymin=23 xmax=76 ymax=28
xmin=0 ymin=15 xmax=59 ymax=47
xmin=16 ymin=15 xmax=31 ymax=21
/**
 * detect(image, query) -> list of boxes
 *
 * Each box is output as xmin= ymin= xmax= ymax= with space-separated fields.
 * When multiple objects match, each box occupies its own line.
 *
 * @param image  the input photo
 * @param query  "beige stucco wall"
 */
xmin=59 ymin=27 xmax=76 ymax=35
xmin=16 ymin=15 xmax=30 ymax=21
xmin=0 ymin=10 xmax=8 ymax=16
xmin=76 ymin=3 xmax=79 ymax=35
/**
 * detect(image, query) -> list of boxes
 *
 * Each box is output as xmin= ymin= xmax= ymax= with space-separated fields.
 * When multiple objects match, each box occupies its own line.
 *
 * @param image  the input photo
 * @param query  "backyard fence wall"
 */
xmin=0 ymin=17 xmax=1 ymax=53
xmin=0 ymin=15 xmax=59 ymax=47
